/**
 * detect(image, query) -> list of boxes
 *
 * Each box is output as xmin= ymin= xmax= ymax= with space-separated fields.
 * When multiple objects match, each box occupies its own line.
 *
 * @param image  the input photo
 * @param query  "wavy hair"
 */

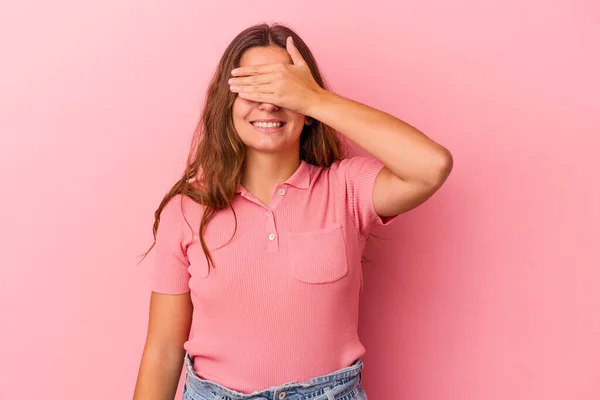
xmin=141 ymin=23 xmax=347 ymax=272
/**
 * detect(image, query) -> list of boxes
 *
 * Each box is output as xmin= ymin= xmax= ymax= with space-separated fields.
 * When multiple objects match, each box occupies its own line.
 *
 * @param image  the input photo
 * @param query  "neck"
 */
xmin=241 ymin=150 xmax=301 ymax=198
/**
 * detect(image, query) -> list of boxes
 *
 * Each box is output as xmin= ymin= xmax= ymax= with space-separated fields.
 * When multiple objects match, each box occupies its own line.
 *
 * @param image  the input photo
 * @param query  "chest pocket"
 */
xmin=286 ymin=223 xmax=349 ymax=284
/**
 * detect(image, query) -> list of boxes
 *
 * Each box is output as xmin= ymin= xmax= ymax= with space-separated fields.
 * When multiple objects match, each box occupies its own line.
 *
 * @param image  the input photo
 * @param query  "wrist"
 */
xmin=305 ymin=87 xmax=333 ymax=118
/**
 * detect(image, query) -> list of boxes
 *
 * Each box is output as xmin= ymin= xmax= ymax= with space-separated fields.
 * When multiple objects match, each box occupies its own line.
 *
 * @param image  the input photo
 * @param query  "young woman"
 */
xmin=133 ymin=23 xmax=453 ymax=400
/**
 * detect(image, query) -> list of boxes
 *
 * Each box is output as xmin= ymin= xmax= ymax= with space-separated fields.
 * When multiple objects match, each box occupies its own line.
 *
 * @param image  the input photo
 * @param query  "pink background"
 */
xmin=1 ymin=1 xmax=598 ymax=399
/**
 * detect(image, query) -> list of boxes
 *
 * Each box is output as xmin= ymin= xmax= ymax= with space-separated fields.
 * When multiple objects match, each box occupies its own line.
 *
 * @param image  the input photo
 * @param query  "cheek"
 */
xmin=287 ymin=114 xmax=306 ymax=134
xmin=287 ymin=110 xmax=304 ymax=119
xmin=232 ymin=97 xmax=254 ymax=119
xmin=232 ymin=104 xmax=251 ymax=134
xmin=231 ymin=99 xmax=243 ymax=121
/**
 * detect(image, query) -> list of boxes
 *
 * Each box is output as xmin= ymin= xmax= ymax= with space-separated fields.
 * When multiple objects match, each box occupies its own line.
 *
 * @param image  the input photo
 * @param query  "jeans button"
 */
xmin=278 ymin=392 xmax=287 ymax=399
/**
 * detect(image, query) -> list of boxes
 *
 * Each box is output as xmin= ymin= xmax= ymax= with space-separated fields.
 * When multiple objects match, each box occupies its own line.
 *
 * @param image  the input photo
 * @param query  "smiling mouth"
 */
xmin=250 ymin=121 xmax=286 ymax=128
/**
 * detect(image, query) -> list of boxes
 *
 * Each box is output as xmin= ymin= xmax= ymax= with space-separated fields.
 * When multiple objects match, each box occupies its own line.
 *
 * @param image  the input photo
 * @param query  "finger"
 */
xmin=228 ymin=73 xmax=278 ymax=87
xmin=286 ymin=36 xmax=306 ymax=67
xmin=237 ymin=91 xmax=279 ymax=104
xmin=230 ymin=83 xmax=275 ymax=94
xmin=231 ymin=63 xmax=278 ymax=77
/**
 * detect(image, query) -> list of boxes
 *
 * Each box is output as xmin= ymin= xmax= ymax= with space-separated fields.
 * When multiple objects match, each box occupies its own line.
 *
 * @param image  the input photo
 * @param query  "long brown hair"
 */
xmin=141 ymin=23 xmax=347 ymax=271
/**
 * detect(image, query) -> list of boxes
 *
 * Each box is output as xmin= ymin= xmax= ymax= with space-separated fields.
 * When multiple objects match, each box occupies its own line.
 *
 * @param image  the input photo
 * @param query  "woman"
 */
xmin=133 ymin=23 xmax=453 ymax=400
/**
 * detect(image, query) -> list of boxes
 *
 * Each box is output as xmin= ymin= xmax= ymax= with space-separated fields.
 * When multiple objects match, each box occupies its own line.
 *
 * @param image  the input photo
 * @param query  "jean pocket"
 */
xmin=287 ymin=223 xmax=349 ymax=284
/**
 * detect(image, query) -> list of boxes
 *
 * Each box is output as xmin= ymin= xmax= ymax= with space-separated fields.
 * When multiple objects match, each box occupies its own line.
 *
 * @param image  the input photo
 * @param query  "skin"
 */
xmin=232 ymin=46 xmax=309 ymax=157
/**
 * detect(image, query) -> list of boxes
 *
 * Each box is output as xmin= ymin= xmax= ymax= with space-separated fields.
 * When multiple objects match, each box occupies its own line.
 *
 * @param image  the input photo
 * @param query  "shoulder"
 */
xmin=160 ymin=194 xmax=194 ymax=218
xmin=158 ymin=194 xmax=205 ymax=232
xmin=321 ymin=156 xmax=385 ymax=183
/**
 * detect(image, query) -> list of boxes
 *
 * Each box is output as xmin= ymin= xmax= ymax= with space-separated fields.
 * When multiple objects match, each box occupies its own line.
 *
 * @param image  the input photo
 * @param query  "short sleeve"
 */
xmin=335 ymin=156 xmax=400 ymax=236
xmin=148 ymin=195 xmax=191 ymax=294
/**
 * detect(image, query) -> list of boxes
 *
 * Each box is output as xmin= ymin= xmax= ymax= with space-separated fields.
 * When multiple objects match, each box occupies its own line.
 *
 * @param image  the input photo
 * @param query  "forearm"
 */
xmin=308 ymin=89 xmax=452 ymax=185
xmin=133 ymin=347 xmax=185 ymax=400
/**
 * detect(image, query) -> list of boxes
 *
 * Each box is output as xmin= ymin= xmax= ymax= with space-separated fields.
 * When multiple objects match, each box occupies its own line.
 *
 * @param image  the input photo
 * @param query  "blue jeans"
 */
xmin=182 ymin=353 xmax=367 ymax=400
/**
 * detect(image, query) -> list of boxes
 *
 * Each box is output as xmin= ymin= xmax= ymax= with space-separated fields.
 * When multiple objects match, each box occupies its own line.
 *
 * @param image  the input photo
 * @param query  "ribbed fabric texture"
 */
xmin=149 ymin=156 xmax=398 ymax=394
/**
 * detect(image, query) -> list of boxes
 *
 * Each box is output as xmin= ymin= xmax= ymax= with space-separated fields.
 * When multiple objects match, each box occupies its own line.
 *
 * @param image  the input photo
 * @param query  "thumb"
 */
xmin=286 ymin=36 xmax=306 ymax=67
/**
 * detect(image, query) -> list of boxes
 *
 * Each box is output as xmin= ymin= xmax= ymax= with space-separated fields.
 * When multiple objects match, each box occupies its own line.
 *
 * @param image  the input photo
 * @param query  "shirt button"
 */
xmin=269 ymin=233 xmax=276 ymax=241
xmin=266 ymin=211 xmax=272 ymax=217
xmin=278 ymin=188 xmax=286 ymax=196
xmin=278 ymin=392 xmax=287 ymax=400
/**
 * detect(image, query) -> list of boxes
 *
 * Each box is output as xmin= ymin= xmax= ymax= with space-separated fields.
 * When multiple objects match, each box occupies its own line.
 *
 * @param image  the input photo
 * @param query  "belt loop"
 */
xmin=324 ymin=387 xmax=335 ymax=400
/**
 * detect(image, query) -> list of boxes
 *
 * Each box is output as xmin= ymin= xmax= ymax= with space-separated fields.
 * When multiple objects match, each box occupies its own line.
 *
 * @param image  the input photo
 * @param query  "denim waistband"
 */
xmin=183 ymin=353 xmax=363 ymax=400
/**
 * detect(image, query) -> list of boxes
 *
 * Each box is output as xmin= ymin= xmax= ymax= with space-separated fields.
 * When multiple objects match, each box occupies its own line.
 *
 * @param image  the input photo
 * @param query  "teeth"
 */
xmin=252 ymin=122 xmax=283 ymax=128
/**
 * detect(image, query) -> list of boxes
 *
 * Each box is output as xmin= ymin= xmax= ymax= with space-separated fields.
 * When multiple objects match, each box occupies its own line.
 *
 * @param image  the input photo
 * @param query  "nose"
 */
xmin=258 ymin=102 xmax=280 ymax=112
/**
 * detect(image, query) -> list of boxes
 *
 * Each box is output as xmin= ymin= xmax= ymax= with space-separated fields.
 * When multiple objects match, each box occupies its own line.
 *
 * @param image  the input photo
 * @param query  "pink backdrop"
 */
xmin=1 ymin=1 xmax=598 ymax=399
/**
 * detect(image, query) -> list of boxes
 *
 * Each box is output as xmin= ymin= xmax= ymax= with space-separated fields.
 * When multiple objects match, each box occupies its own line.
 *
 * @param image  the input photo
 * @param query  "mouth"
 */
xmin=249 ymin=120 xmax=286 ymax=132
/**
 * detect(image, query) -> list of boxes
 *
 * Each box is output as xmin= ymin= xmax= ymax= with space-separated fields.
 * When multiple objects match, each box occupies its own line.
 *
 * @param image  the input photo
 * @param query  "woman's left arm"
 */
xmin=229 ymin=36 xmax=453 ymax=217
xmin=307 ymin=91 xmax=453 ymax=217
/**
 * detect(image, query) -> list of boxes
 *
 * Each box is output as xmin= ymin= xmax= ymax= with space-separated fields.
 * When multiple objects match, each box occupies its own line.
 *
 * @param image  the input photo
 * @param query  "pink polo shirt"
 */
xmin=149 ymin=155 xmax=398 ymax=394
